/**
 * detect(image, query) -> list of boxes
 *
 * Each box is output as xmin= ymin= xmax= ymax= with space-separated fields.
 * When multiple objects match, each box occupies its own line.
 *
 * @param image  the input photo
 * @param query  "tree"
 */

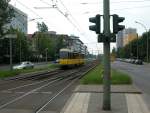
xmin=0 ymin=0 xmax=14 ymax=38
xmin=0 ymin=27 xmax=32 ymax=63
xmin=116 ymin=30 xmax=150 ymax=62
xmin=37 ymin=22 xmax=48 ymax=32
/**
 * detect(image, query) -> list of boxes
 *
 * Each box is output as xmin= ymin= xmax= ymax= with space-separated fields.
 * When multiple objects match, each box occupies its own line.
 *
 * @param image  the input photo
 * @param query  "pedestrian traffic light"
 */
xmin=113 ymin=14 xmax=125 ymax=34
xmin=89 ymin=14 xmax=101 ymax=34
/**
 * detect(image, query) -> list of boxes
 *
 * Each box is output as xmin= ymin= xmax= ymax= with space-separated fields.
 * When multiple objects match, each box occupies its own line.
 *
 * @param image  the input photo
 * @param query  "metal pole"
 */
xmin=20 ymin=39 xmax=22 ymax=63
xmin=10 ymin=38 xmax=13 ymax=70
xmin=137 ymin=34 xmax=139 ymax=59
xmin=46 ymin=49 xmax=48 ymax=63
xmin=103 ymin=0 xmax=111 ymax=110
xmin=146 ymin=33 xmax=149 ymax=62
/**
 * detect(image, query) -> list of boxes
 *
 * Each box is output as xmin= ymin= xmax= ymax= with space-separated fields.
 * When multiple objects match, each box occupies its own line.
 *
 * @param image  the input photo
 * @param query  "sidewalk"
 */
xmin=61 ymin=85 xmax=150 ymax=113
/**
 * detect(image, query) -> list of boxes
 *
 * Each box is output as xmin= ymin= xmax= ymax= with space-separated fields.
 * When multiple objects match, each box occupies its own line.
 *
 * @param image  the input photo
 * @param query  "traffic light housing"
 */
xmin=89 ymin=14 xmax=100 ymax=34
xmin=113 ymin=14 xmax=125 ymax=34
xmin=98 ymin=34 xmax=105 ymax=42
xmin=98 ymin=33 xmax=116 ymax=43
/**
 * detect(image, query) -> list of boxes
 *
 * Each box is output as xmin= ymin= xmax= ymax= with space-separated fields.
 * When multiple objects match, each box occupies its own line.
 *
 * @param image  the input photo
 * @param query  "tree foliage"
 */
xmin=116 ymin=30 xmax=150 ymax=62
xmin=37 ymin=22 xmax=48 ymax=32
xmin=0 ymin=28 xmax=31 ymax=63
xmin=33 ymin=32 xmax=66 ymax=61
xmin=0 ymin=0 xmax=14 ymax=38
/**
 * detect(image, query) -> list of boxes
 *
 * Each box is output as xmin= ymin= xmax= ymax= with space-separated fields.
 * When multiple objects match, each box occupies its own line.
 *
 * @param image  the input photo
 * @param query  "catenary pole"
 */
xmin=103 ymin=0 xmax=111 ymax=110
xmin=10 ymin=38 xmax=13 ymax=70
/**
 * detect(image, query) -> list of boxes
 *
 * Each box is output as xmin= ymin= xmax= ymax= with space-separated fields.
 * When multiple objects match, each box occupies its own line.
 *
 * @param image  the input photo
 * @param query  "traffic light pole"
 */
xmin=103 ymin=0 xmax=111 ymax=110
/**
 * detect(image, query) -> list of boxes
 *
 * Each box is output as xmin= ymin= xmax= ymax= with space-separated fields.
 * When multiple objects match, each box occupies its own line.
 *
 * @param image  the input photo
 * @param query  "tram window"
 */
xmin=60 ymin=51 xmax=68 ymax=59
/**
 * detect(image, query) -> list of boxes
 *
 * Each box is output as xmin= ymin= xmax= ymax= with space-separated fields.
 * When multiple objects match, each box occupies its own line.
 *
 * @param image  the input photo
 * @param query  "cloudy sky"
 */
xmin=10 ymin=0 xmax=150 ymax=54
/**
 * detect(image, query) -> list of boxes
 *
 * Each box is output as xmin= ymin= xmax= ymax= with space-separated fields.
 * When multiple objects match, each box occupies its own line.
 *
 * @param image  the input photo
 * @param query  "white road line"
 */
xmin=40 ymin=92 xmax=52 ymax=94
xmin=126 ymin=94 xmax=150 ymax=113
xmin=0 ymin=78 xmax=61 ymax=109
xmin=1 ymin=91 xmax=52 ymax=94
xmin=1 ymin=91 xmax=12 ymax=93
xmin=15 ymin=92 xmax=25 ymax=94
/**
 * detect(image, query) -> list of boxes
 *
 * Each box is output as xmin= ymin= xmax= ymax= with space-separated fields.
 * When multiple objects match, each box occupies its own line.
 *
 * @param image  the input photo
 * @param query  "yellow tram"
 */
xmin=59 ymin=48 xmax=85 ymax=66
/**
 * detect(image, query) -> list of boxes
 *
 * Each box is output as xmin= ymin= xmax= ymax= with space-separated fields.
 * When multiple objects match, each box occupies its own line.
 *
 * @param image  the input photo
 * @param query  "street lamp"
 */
xmin=18 ymin=17 xmax=43 ymax=63
xmin=28 ymin=17 xmax=43 ymax=22
xmin=135 ymin=21 xmax=149 ymax=62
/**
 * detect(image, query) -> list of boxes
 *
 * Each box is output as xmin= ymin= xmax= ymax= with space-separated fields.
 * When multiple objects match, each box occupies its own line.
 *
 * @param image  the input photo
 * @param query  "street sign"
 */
xmin=5 ymin=34 xmax=17 ymax=38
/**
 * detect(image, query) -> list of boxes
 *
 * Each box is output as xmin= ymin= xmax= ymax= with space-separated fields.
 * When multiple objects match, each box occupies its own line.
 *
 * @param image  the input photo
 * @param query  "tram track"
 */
xmin=0 ymin=69 xmax=76 ymax=91
xmin=0 ymin=62 xmax=98 ymax=113
xmin=35 ymin=63 xmax=96 ymax=113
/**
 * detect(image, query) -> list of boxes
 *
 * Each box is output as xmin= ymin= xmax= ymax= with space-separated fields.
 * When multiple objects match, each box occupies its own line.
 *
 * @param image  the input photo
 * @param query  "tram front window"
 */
xmin=60 ymin=51 xmax=68 ymax=59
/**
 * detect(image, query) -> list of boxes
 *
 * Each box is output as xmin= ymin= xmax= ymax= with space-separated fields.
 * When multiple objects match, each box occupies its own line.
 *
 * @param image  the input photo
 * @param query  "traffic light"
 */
xmin=89 ymin=14 xmax=101 ymax=34
xmin=113 ymin=14 xmax=125 ymax=34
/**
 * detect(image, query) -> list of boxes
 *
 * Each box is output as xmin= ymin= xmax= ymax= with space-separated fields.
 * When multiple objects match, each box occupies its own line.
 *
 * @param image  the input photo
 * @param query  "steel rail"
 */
xmin=2 ymin=70 xmax=78 ymax=91
xmin=35 ymin=63 xmax=97 ymax=113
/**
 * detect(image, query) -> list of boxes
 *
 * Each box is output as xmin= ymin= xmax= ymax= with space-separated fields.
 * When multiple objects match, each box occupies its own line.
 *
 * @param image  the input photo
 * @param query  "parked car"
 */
xmin=13 ymin=61 xmax=34 ymax=70
xmin=135 ymin=59 xmax=143 ymax=65
xmin=130 ymin=59 xmax=136 ymax=64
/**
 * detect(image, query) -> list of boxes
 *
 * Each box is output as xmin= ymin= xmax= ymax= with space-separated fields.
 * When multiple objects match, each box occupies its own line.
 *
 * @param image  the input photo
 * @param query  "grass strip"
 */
xmin=0 ymin=63 xmax=60 ymax=78
xmin=80 ymin=64 xmax=132 ymax=85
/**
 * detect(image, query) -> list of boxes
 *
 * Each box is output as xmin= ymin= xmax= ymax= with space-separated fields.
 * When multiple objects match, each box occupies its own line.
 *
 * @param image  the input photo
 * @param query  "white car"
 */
xmin=13 ymin=61 xmax=34 ymax=70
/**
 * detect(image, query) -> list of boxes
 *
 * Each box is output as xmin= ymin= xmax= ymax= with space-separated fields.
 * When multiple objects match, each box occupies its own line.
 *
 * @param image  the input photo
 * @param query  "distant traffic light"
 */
xmin=89 ymin=14 xmax=101 ymax=34
xmin=113 ymin=14 xmax=125 ymax=34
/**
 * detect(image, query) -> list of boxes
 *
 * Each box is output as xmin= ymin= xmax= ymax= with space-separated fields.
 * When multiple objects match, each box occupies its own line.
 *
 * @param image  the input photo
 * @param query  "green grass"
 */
xmin=0 ymin=70 xmax=20 ymax=78
xmin=0 ymin=63 xmax=60 ymax=78
xmin=80 ymin=65 xmax=132 ymax=85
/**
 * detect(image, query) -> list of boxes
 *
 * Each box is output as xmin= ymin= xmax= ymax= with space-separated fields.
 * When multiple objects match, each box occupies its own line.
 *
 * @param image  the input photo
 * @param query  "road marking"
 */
xmin=1 ymin=91 xmax=52 ymax=94
xmin=1 ymin=91 xmax=12 ymax=93
xmin=40 ymin=92 xmax=52 ymax=94
xmin=63 ymin=93 xmax=90 ymax=113
xmin=0 ymin=78 xmax=61 ymax=109
xmin=126 ymin=94 xmax=150 ymax=113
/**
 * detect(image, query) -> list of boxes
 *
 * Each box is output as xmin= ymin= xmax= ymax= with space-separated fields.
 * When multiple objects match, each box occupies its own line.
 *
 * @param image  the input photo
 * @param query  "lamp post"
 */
xmin=45 ymin=48 xmax=48 ymax=63
xmin=5 ymin=34 xmax=17 ymax=70
xmin=28 ymin=17 xmax=43 ymax=22
xmin=135 ymin=21 xmax=149 ymax=62
xmin=136 ymin=33 xmax=139 ymax=59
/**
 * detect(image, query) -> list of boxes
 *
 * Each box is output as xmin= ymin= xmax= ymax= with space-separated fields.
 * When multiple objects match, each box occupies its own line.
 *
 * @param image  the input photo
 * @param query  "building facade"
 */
xmin=5 ymin=5 xmax=27 ymax=34
xmin=116 ymin=28 xmax=137 ymax=49
xmin=123 ymin=28 xmax=137 ymax=46
xmin=116 ymin=31 xmax=124 ymax=49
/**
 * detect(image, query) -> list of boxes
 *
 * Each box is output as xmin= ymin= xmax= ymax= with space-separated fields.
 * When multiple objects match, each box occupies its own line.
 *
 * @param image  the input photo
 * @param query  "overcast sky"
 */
xmin=10 ymin=0 xmax=150 ymax=54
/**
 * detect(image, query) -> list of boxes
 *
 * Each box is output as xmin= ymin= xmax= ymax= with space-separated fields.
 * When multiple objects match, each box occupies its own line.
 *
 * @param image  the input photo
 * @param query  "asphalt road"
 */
xmin=112 ymin=61 xmax=150 ymax=109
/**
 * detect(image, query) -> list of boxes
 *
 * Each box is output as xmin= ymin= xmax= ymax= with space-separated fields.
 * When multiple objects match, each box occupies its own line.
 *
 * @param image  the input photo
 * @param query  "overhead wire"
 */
xmin=13 ymin=0 xmax=58 ymax=31
xmin=58 ymin=0 xmax=84 ymax=31
xmin=15 ymin=0 xmax=42 ymax=18
xmin=39 ymin=0 xmax=84 ymax=34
